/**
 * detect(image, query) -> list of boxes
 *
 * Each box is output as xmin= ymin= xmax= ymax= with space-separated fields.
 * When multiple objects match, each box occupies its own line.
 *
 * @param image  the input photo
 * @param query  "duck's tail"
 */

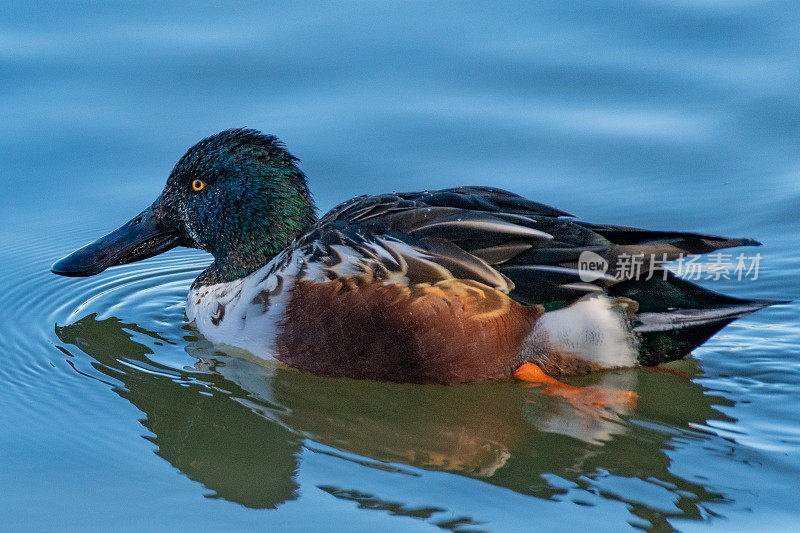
xmin=608 ymin=270 xmax=784 ymax=366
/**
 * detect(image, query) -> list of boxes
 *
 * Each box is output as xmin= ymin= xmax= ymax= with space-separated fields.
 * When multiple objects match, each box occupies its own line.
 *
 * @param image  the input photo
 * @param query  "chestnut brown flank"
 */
xmin=275 ymin=276 xmax=542 ymax=383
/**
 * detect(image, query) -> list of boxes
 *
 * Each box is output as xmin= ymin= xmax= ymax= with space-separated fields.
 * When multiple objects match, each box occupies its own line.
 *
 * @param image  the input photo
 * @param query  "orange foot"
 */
xmin=513 ymin=363 xmax=638 ymax=411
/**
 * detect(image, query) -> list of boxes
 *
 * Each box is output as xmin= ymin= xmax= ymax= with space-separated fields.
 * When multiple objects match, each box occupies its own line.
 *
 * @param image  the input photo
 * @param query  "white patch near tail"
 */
xmin=529 ymin=295 xmax=637 ymax=368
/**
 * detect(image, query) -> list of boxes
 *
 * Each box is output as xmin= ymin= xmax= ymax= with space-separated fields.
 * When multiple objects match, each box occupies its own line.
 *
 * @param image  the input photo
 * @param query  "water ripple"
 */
xmin=0 ymin=228 xmax=210 ymax=400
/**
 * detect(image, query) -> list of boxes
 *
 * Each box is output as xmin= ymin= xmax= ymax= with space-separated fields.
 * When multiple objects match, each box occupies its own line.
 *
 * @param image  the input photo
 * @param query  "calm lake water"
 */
xmin=2 ymin=2 xmax=800 ymax=531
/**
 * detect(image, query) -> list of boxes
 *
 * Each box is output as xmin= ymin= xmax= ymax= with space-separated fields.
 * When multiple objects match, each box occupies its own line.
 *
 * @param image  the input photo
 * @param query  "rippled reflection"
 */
xmin=56 ymin=312 xmax=733 ymax=528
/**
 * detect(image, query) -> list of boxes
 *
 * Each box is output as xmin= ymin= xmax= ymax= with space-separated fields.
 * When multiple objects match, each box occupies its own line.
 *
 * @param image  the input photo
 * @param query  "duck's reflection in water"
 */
xmin=56 ymin=314 xmax=731 ymax=525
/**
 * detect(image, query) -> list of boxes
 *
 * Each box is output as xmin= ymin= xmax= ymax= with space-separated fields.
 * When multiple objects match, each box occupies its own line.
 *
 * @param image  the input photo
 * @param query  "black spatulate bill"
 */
xmin=51 ymin=200 xmax=180 ymax=277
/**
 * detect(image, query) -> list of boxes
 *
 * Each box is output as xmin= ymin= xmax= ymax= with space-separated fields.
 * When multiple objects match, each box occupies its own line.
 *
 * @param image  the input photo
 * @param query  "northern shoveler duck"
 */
xmin=52 ymin=128 xmax=778 ymax=390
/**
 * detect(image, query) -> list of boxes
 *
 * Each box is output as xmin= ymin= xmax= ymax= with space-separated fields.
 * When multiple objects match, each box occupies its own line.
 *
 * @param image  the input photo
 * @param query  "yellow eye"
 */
xmin=192 ymin=179 xmax=205 ymax=191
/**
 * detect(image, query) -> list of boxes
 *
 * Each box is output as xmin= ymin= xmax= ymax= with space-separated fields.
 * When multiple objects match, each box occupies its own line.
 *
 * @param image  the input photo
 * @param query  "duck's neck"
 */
xmin=195 ymin=183 xmax=317 ymax=286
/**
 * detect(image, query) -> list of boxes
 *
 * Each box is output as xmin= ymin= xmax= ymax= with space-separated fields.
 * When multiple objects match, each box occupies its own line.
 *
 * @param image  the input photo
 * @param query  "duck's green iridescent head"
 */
xmin=52 ymin=128 xmax=317 ymax=284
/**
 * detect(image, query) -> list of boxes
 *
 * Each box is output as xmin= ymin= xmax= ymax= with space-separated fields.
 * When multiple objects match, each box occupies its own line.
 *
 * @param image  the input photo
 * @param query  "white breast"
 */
xmin=186 ymin=250 xmax=300 ymax=359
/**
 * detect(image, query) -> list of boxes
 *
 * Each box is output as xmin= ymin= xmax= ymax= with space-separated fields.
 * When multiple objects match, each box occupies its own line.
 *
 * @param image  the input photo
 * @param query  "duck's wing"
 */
xmin=293 ymin=186 xmax=761 ymax=307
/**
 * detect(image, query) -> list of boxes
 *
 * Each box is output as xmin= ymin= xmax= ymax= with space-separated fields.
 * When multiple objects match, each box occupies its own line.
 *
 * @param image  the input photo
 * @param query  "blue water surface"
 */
xmin=1 ymin=2 xmax=799 ymax=531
